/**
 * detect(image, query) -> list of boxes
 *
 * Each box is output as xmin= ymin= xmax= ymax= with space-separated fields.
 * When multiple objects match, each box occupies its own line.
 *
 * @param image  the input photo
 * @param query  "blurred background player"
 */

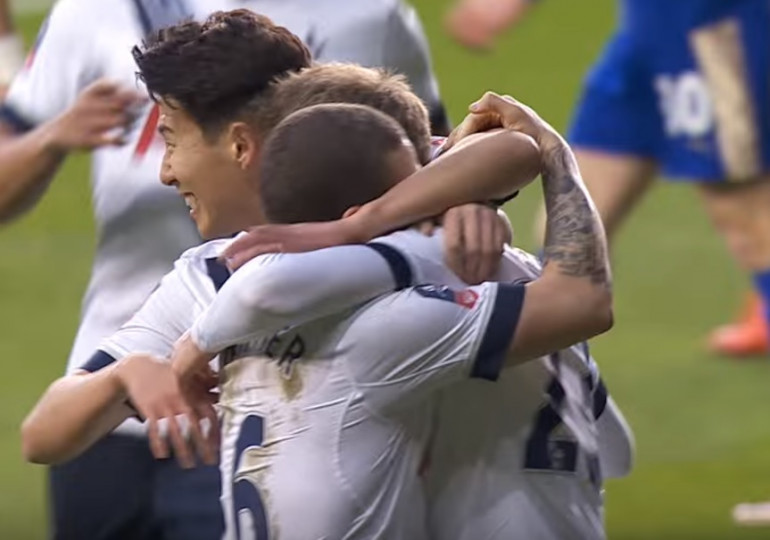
xmin=0 ymin=0 xmax=457 ymax=538
xmin=0 ymin=0 xmax=23 ymax=98
xmin=445 ymin=0 xmax=770 ymax=358
xmin=0 ymin=6 xmax=308 ymax=540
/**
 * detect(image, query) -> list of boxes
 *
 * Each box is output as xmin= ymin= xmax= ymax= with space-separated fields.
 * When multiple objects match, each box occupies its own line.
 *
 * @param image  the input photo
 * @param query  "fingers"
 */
xmin=222 ymin=243 xmax=283 ymax=271
xmin=164 ymin=411 xmax=195 ymax=469
xmin=148 ymin=416 xmax=169 ymax=461
xmin=443 ymin=207 xmax=466 ymax=280
xmin=475 ymin=206 xmax=501 ymax=283
xmin=196 ymin=404 xmax=220 ymax=465
xmin=461 ymin=206 xmax=482 ymax=283
xmin=184 ymin=406 xmax=214 ymax=467
xmin=417 ymin=219 xmax=436 ymax=237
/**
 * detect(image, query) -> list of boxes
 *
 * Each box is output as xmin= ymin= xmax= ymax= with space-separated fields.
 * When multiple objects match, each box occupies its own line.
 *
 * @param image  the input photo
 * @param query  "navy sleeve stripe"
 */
xmin=365 ymin=242 xmax=413 ymax=290
xmin=593 ymin=378 xmax=608 ymax=419
xmin=0 ymin=104 xmax=35 ymax=133
xmin=80 ymin=350 xmax=118 ymax=373
xmin=205 ymin=257 xmax=231 ymax=291
xmin=471 ymin=283 xmax=526 ymax=381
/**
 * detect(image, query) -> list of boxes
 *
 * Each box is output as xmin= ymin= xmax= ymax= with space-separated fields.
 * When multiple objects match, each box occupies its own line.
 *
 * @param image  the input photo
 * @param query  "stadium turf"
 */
xmin=2 ymin=3 xmax=769 ymax=538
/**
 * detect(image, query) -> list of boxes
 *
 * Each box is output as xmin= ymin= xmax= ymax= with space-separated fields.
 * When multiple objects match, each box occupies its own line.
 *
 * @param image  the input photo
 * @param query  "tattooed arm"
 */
xmin=456 ymin=92 xmax=613 ymax=364
xmin=505 ymin=136 xmax=613 ymax=362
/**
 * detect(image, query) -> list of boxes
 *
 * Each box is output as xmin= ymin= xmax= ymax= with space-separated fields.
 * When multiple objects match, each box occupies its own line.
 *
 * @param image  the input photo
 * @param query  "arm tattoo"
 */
xmin=541 ymin=143 xmax=611 ymax=286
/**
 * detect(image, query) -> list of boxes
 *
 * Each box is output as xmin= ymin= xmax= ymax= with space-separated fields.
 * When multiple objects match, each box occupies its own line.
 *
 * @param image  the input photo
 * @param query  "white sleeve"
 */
xmin=190 ymin=243 xmax=414 ymax=353
xmin=596 ymin=394 xmax=635 ymax=478
xmin=79 ymin=267 xmax=196 ymax=372
xmin=2 ymin=0 xmax=99 ymax=127
xmin=315 ymin=2 xmax=444 ymax=121
xmin=342 ymin=282 xmax=526 ymax=413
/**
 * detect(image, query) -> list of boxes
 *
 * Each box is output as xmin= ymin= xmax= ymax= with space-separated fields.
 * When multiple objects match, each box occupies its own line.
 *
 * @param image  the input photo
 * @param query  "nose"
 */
xmin=160 ymin=158 xmax=176 ymax=187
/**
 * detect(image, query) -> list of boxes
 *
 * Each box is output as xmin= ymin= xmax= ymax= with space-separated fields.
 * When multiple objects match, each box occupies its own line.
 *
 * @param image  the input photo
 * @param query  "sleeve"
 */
xmin=80 ymin=267 xmax=196 ymax=372
xmin=1 ymin=0 xmax=100 ymax=130
xmin=342 ymin=281 xmax=526 ymax=413
xmin=596 ymin=395 xmax=635 ymax=478
xmin=190 ymin=243 xmax=414 ymax=353
xmin=315 ymin=2 xmax=448 ymax=133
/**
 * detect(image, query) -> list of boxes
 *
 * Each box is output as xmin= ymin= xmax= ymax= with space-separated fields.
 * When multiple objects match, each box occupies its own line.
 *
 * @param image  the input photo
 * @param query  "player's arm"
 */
xmin=224 ymin=125 xmax=540 ymax=269
xmin=21 ymin=266 xmax=215 ymax=467
xmin=0 ymin=0 xmax=140 ymax=223
xmin=21 ymin=354 xmax=170 ymax=465
xmin=172 ymin=243 xmax=414 ymax=376
xmin=446 ymin=0 xmax=536 ymax=50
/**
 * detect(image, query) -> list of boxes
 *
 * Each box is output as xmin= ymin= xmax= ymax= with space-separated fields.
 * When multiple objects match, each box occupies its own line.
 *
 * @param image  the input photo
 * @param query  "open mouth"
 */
xmin=183 ymin=193 xmax=198 ymax=215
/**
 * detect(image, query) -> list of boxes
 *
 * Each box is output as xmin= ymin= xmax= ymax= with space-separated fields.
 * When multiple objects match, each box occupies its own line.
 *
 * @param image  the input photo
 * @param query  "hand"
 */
xmin=445 ymin=0 xmax=532 ymax=50
xmin=46 ymin=79 xmax=145 ymax=151
xmin=443 ymin=204 xmax=511 ymax=284
xmin=115 ymin=354 xmax=218 ymax=469
xmin=171 ymin=333 xmax=217 ymax=390
xmin=446 ymin=92 xmax=562 ymax=152
xmin=222 ymin=216 xmax=369 ymax=271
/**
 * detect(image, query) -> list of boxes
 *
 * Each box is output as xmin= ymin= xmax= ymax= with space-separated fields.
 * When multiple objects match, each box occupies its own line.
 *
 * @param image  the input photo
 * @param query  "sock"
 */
xmin=752 ymin=269 xmax=770 ymax=340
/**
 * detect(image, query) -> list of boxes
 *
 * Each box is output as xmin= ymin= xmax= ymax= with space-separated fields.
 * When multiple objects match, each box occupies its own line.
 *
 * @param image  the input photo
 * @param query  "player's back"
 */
xmin=218 ymin=308 xmax=433 ymax=539
xmin=376 ymin=229 xmax=606 ymax=540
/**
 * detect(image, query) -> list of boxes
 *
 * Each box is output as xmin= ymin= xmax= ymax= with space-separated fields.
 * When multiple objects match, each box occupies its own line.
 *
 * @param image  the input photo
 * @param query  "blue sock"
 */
xmin=753 ymin=269 xmax=770 ymax=337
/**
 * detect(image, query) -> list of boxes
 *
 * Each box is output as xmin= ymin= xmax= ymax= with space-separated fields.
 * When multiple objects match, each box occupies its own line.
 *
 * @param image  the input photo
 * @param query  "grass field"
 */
xmin=2 ymin=2 xmax=770 ymax=539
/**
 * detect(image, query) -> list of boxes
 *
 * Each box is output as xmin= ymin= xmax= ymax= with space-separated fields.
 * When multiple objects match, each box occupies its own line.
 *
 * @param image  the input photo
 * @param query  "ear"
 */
xmin=342 ymin=205 xmax=362 ymax=219
xmin=228 ymin=122 xmax=262 ymax=170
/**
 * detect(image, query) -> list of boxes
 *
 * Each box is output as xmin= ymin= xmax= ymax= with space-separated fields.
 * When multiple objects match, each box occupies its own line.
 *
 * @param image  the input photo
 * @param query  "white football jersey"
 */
xmin=375 ymin=230 xmax=608 ymax=540
xmin=84 ymin=234 xmax=525 ymax=540
xmin=218 ymin=279 xmax=521 ymax=540
xmin=188 ymin=229 xmax=630 ymax=540
xmin=3 ymin=0 xmax=443 ymax=436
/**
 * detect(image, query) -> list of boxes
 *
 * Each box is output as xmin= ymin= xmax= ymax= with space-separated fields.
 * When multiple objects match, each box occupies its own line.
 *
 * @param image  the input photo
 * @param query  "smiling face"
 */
xmin=157 ymin=100 xmax=265 ymax=239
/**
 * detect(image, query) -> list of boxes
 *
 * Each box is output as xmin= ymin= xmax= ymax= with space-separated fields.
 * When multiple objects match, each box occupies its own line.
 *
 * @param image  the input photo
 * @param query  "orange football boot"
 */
xmin=708 ymin=293 xmax=769 ymax=357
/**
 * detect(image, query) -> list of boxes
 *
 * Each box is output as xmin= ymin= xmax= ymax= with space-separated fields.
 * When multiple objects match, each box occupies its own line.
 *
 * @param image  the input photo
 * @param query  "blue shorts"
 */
xmin=569 ymin=0 xmax=770 ymax=182
xmin=49 ymin=434 xmax=224 ymax=540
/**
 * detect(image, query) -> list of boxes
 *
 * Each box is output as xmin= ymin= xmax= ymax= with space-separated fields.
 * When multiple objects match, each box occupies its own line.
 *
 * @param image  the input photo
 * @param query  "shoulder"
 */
xmin=315 ymin=0 xmax=400 ymax=31
xmin=177 ymin=237 xmax=235 ymax=264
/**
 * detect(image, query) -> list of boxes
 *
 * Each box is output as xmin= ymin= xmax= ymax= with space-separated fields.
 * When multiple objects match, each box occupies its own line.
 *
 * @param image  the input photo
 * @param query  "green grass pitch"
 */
xmin=2 ymin=2 xmax=770 ymax=538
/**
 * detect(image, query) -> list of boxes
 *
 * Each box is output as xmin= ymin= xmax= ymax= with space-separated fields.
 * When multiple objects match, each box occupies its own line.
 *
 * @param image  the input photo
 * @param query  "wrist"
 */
xmin=110 ymin=357 xmax=134 ymax=400
xmin=39 ymin=118 xmax=71 ymax=157
xmin=345 ymin=202 xmax=385 ymax=242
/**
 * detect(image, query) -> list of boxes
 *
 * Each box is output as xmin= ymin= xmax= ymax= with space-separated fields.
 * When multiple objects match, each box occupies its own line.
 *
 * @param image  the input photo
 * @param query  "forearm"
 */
xmin=191 ymin=246 xmax=402 ymax=353
xmin=355 ymin=130 xmax=540 ymax=238
xmin=540 ymin=136 xmax=611 ymax=291
xmin=21 ymin=367 xmax=131 ymax=464
xmin=0 ymin=124 xmax=67 ymax=223
xmin=507 ymin=138 xmax=612 ymax=362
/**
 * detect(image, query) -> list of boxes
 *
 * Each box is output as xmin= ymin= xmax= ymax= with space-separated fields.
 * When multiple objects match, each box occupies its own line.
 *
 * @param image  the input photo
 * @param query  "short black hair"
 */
xmin=260 ymin=103 xmax=411 ymax=224
xmin=133 ymin=9 xmax=311 ymax=136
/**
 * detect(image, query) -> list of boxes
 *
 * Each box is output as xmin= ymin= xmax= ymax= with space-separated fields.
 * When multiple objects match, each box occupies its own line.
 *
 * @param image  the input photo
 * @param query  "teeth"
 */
xmin=184 ymin=194 xmax=196 ymax=210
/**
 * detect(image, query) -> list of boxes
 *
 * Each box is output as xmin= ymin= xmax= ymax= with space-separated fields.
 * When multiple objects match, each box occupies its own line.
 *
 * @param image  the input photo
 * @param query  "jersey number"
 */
xmin=523 ymin=375 xmax=578 ymax=473
xmin=233 ymin=414 xmax=270 ymax=540
xmin=654 ymin=72 xmax=714 ymax=138
xmin=523 ymin=354 xmax=601 ymax=487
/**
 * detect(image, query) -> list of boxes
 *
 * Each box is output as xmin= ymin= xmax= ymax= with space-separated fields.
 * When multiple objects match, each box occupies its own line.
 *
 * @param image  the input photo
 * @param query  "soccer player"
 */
xmin=446 ymin=0 xmax=770 ymax=357
xmin=197 ymin=89 xmax=630 ymax=540
xmin=19 ymin=89 xmax=542 ymax=537
xmin=0 ymin=1 xmax=478 ymax=537
xmin=21 ymin=58 xmax=615 ymax=539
